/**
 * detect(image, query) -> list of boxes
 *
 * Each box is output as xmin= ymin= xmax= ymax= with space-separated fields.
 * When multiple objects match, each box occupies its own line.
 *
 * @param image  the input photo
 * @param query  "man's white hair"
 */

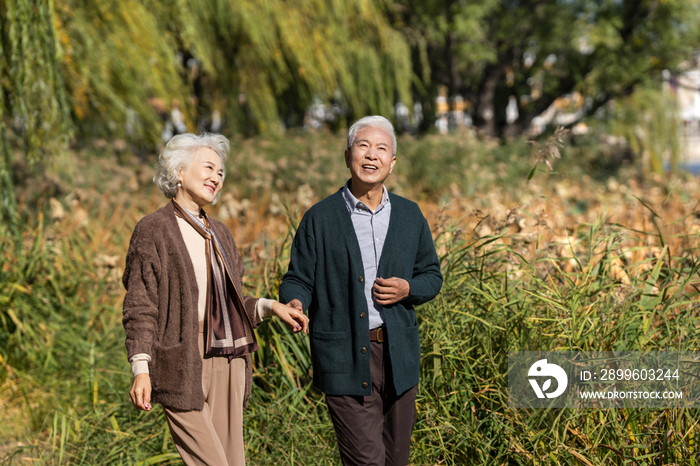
xmin=347 ymin=115 xmax=397 ymax=157
xmin=153 ymin=133 xmax=229 ymax=204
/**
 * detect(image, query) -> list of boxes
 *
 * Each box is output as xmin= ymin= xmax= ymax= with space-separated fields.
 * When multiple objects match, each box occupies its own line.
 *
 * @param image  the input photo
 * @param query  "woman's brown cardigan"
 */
xmin=122 ymin=202 xmax=259 ymax=411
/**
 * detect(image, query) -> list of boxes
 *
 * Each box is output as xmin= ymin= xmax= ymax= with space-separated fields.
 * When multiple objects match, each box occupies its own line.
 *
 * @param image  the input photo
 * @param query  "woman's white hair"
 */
xmin=347 ymin=115 xmax=397 ymax=157
xmin=153 ymin=132 xmax=230 ymax=204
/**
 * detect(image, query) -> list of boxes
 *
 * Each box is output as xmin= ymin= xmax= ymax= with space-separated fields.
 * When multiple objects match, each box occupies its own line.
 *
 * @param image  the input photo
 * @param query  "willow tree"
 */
xmin=1 ymin=0 xmax=73 ymax=219
xmin=170 ymin=0 xmax=412 ymax=131
xmin=0 ymin=0 xmax=412 ymax=166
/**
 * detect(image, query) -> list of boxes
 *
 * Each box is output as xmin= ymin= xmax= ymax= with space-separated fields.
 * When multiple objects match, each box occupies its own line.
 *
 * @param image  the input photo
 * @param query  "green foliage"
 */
xmin=607 ymin=87 xmax=683 ymax=174
xmin=396 ymin=0 xmax=700 ymax=136
xmin=173 ymin=0 xmax=412 ymax=129
xmin=58 ymin=0 xmax=190 ymax=143
xmin=223 ymin=130 xmax=542 ymax=206
xmin=411 ymin=215 xmax=700 ymax=464
xmin=3 ymin=193 xmax=700 ymax=464
xmin=0 ymin=3 xmax=16 ymax=223
xmin=0 ymin=0 xmax=413 ymax=164
xmin=2 ymin=128 xmax=700 ymax=464
xmin=0 ymin=0 xmax=72 ymax=164
xmin=4 ymin=0 xmax=699 ymax=169
xmin=397 ymin=133 xmax=535 ymax=198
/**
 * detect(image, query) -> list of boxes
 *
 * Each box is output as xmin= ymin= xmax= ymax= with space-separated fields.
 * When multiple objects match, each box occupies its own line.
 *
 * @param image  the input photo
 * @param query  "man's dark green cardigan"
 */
xmin=279 ymin=189 xmax=442 ymax=396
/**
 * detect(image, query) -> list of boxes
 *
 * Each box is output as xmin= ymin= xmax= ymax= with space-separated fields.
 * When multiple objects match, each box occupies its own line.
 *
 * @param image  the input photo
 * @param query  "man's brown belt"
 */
xmin=369 ymin=326 xmax=385 ymax=343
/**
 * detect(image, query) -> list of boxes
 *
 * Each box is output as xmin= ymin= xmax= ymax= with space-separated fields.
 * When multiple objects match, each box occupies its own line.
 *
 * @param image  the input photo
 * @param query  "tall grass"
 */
xmin=2 ymin=133 xmax=700 ymax=464
xmin=411 ymin=214 xmax=700 ymax=464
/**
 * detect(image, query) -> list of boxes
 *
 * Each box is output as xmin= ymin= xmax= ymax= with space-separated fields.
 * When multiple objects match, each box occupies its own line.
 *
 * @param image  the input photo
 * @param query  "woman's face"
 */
xmin=175 ymin=147 xmax=224 ymax=209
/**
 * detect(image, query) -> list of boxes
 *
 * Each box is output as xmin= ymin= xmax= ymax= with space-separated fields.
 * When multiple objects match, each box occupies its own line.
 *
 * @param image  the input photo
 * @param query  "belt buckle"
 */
xmin=376 ymin=327 xmax=384 ymax=343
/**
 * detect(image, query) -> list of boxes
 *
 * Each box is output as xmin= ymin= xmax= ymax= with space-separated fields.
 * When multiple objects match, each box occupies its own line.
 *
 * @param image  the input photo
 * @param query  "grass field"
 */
xmin=2 ymin=130 xmax=700 ymax=465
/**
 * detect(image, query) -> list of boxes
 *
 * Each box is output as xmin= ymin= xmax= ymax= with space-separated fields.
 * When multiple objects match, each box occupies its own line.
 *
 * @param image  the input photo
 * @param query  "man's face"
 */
xmin=345 ymin=126 xmax=396 ymax=190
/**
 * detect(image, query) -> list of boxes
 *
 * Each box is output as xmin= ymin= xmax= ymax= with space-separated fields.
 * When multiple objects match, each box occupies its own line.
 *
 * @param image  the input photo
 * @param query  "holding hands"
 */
xmin=271 ymin=300 xmax=309 ymax=334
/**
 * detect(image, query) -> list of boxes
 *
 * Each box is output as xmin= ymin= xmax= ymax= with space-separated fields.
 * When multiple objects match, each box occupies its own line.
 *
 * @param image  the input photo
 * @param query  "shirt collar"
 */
xmin=342 ymin=179 xmax=390 ymax=214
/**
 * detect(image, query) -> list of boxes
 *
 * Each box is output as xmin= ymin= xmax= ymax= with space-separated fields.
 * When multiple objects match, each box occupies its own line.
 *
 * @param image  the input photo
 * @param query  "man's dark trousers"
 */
xmin=325 ymin=339 xmax=418 ymax=466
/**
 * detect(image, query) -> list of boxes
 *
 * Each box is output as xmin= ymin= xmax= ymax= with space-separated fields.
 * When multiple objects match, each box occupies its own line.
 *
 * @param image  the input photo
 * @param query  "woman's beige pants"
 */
xmin=163 ymin=327 xmax=247 ymax=466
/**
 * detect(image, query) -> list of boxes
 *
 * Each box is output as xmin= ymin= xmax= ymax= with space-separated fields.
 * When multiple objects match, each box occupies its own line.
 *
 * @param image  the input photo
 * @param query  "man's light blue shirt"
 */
xmin=342 ymin=180 xmax=391 ymax=330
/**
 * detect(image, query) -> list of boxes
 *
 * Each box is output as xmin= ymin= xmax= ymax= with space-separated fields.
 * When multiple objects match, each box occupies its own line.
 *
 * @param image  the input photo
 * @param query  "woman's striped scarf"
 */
xmin=173 ymin=200 xmax=258 ymax=357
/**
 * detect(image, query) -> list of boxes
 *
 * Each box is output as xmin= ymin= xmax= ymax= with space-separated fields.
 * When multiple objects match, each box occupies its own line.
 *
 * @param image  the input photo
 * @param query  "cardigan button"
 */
xmin=358 ymin=275 xmax=364 ymax=282
xmin=360 ymin=312 xmax=366 ymax=318
xmin=361 ymin=347 xmax=367 ymax=354
xmin=362 ymin=382 xmax=368 ymax=389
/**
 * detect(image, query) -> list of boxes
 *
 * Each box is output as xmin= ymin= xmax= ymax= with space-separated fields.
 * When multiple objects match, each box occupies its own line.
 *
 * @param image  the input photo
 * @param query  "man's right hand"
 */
xmin=288 ymin=299 xmax=303 ymax=312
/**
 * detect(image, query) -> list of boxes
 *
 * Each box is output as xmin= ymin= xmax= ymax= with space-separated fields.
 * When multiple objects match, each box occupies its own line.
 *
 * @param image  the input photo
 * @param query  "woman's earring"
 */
xmin=177 ymin=181 xmax=181 ymax=188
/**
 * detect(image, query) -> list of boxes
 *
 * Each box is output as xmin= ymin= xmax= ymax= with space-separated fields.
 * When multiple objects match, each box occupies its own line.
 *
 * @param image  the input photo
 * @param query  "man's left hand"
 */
xmin=373 ymin=277 xmax=410 ymax=305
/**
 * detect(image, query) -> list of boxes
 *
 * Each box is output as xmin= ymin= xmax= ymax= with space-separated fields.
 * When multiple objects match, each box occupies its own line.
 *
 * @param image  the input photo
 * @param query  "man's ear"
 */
xmin=344 ymin=149 xmax=351 ymax=168
xmin=389 ymin=156 xmax=397 ymax=173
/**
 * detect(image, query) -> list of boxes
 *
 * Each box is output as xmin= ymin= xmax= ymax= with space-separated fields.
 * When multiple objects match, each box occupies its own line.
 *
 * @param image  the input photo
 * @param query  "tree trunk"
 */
xmin=475 ymin=65 xmax=504 ymax=138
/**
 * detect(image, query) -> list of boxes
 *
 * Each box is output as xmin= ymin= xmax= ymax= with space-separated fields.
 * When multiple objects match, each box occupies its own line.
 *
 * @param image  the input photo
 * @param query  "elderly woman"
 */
xmin=122 ymin=132 xmax=308 ymax=465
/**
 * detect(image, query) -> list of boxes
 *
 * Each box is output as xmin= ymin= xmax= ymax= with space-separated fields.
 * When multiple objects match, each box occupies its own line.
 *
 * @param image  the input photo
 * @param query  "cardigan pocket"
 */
xmin=311 ymin=330 xmax=353 ymax=374
xmin=151 ymin=343 xmax=187 ymax=395
xmin=390 ymin=323 xmax=421 ymax=381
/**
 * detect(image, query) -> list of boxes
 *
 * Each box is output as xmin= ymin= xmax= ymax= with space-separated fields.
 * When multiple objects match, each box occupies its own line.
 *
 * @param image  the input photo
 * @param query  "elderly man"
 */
xmin=280 ymin=115 xmax=443 ymax=466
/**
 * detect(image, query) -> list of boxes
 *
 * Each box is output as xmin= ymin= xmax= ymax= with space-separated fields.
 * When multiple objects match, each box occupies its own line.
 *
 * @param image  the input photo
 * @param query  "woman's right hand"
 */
xmin=271 ymin=301 xmax=309 ymax=334
xmin=130 ymin=373 xmax=152 ymax=411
